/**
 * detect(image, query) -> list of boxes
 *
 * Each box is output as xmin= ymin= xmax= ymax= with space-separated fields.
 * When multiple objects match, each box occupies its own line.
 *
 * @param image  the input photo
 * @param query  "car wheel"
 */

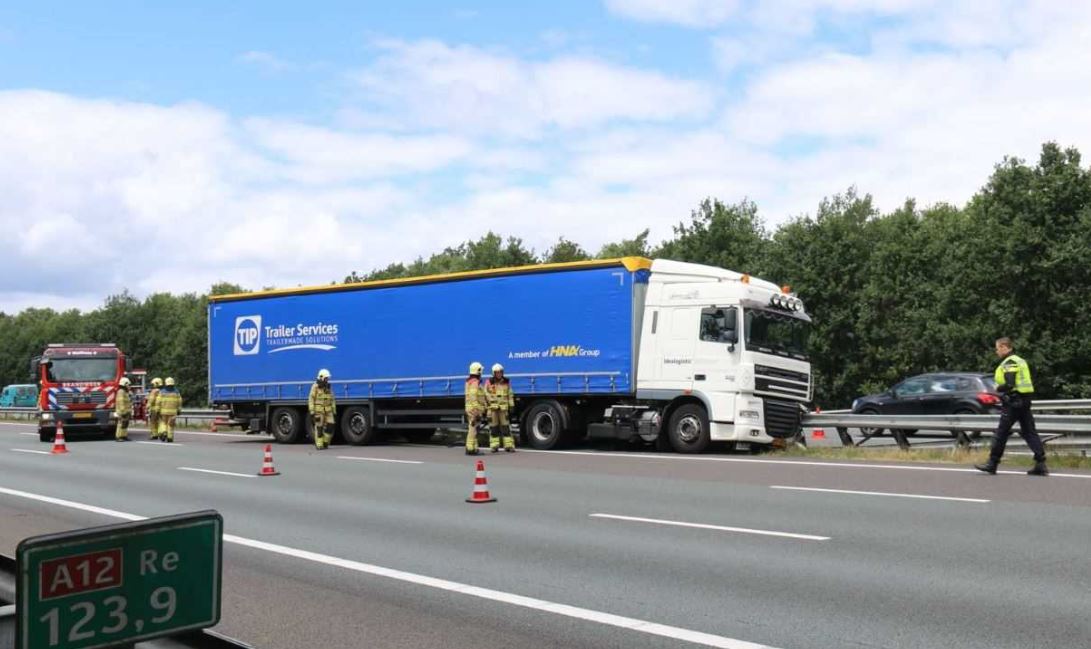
xmin=857 ymin=408 xmax=885 ymax=437
xmin=667 ymin=403 xmax=710 ymax=454
xmin=953 ymin=408 xmax=981 ymax=440
xmin=270 ymin=407 xmax=303 ymax=444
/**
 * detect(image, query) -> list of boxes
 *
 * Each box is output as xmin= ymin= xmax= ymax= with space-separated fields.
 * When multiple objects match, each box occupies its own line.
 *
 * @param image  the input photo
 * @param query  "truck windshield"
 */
xmin=744 ymin=309 xmax=809 ymax=360
xmin=46 ymin=358 xmax=118 ymax=382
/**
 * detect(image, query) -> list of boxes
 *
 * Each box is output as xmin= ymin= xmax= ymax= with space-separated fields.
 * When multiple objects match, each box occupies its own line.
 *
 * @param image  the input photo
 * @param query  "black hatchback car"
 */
xmin=851 ymin=373 xmax=1002 ymax=436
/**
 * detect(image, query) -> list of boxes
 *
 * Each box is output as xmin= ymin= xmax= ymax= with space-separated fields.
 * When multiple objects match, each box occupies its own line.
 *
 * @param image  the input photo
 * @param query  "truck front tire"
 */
xmin=341 ymin=406 xmax=377 ymax=445
xmin=667 ymin=404 xmax=710 ymax=453
xmin=523 ymin=401 xmax=566 ymax=450
xmin=270 ymin=407 xmax=304 ymax=444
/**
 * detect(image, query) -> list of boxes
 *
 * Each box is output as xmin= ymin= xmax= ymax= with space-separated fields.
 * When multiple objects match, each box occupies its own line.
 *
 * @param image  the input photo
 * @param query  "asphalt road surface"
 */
xmin=1 ymin=420 xmax=1089 ymax=649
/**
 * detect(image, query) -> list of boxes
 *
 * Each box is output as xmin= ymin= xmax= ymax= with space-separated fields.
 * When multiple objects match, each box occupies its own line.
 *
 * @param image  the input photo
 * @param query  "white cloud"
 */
xmin=604 ymin=0 xmax=742 ymax=28
xmin=237 ymin=50 xmax=295 ymax=73
xmin=352 ymin=39 xmax=714 ymax=137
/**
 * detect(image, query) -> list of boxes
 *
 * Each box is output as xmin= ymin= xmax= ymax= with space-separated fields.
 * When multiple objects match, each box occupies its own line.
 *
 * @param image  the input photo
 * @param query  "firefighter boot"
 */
xmin=974 ymin=460 xmax=998 ymax=474
xmin=1027 ymin=460 xmax=1049 ymax=476
xmin=502 ymin=426 xmax=515 ymax=452
xmin=322 ymin=432 xmax=333 ymax=449
xmin=489 ymin=426 xmax=501 ymax=452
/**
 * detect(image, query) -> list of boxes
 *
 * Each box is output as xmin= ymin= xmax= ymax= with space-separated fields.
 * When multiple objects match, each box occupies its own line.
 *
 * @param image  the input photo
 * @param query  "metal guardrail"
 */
xmin=802 ymin=410 xmax=1091 ymax=450
xmin=0 ymin=407 xmax=231 ymax=429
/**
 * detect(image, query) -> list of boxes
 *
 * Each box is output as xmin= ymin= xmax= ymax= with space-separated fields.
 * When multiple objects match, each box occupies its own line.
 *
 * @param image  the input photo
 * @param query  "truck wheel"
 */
xmin=270 ymin=407 xmax=303 ymax=444
xmin=341 ymin=406 xmax=377 ymax=446
xmin=523 ymin=401 xmax=566 ymax=450
xmin=39 ymin=429 xmax=53 ymax=443
xmin=667 ymin=404 xmax=710 ymax=454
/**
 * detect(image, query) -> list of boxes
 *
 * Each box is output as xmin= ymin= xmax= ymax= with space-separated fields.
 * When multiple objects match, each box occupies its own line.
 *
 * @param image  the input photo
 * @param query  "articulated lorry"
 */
xmin=208 ymin=258 xmax=812 ymax=453
xmin=32 ymin=343 xmax=134 ymax=441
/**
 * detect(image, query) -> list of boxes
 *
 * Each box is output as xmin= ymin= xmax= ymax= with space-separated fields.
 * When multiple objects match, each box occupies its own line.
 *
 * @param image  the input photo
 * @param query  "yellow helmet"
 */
xmin=119 ymin=377 xmax=131 ymax=388
xmin=469 ymin=361 xmax=483 ymax=375
xmin=151 ymin=377 xmax=163 ymax=388
xmin=491 ymin=363 xmax=504 ymax=374
xmin=164 ymin=377 xmax=175 ymax=387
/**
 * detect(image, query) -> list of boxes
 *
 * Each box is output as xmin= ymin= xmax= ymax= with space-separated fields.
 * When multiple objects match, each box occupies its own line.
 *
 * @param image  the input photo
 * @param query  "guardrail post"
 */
xmin=891 ymin=428 xmax=910 ymax=451
xmin=836 ymin=426 xmax=854 ymax=447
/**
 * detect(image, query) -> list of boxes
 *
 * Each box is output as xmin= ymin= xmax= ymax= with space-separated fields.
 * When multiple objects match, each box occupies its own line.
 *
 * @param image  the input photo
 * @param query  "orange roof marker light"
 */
xmin=782 ymin=285 xmax=791 ymax=294
xmin=740 ymin=274 xmax=751 ymax=284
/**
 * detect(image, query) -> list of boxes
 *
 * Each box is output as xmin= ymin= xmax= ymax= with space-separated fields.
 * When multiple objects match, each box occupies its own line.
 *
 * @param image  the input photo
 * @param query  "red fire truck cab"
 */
xmin=32 ymin=343 xmax=133 ymax=442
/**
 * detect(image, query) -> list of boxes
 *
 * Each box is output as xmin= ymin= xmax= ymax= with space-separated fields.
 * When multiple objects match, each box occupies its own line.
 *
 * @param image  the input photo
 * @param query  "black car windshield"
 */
xmin=46 ymin=358 xmax=117 ymax=382
xmin=744 ymin=309 xmax=809 ymax=360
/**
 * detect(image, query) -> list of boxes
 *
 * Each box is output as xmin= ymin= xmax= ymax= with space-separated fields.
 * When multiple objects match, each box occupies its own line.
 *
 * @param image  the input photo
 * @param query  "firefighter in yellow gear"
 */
xmin=309 ymin=369 xmax=336 ymax=450
xmin=485 ymin=363 xmax=516 ymax=452
xmin=157 ymin=377 xmax=182 ymax=443
xmin=146 ymin=377 xmax=163 ymax=440
xmin=464 ymin=362 xmax=487 ymax=455
xmin=115 ymin=377 xmax=133 ymax=442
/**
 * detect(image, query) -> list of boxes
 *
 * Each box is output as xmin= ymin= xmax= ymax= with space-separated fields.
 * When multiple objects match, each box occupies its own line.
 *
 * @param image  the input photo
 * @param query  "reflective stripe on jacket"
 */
xmin=158 ymin=390 xmax=182 ymax=416
xmin=485 ymin=378 xmax=515 ymax=411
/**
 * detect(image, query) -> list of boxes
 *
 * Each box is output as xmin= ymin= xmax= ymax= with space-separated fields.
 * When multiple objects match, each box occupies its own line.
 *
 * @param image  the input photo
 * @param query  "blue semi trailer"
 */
xmin=208 ymin=258 xmax=813 ymax=452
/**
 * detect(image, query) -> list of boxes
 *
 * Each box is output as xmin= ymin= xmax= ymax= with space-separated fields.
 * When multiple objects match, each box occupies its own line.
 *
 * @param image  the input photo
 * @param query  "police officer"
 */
xmin=976 ymin=337 xmax=1048 ymax=476
xmin=146 ymin=377 xmax=163 ymax=440
xmin=157 ymin=377 xmax=182 ymax=443
xmin=309 ymin=369 xmax=336 ymax=450
xmin=115 ymin=377 xmax=133 ymax=442
xmin=485 ymin=363 xmax=516 ymax=452
xmin=464 ymin=362 xmax=487 ymax=455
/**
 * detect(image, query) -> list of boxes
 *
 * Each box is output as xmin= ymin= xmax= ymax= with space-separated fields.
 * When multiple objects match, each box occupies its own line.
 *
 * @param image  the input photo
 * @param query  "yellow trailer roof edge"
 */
xmin=208 ymin=257 xmax=652 ymax=302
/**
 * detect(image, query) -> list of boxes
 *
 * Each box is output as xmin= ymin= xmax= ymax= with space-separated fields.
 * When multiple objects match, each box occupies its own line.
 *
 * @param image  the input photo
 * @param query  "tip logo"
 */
xmin=234 ymin=316 xmax=262 ymax=355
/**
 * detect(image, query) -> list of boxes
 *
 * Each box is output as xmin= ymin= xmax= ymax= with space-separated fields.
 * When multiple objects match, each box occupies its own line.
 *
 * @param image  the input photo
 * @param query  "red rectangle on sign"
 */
xmin=39 ymin=548 xmax=123 ymax=600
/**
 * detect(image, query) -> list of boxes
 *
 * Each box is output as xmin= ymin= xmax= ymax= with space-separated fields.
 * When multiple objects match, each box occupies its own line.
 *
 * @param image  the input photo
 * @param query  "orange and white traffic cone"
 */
xmin=465 ymin=459 xmax=496 ymax=504
xmin=51 ymin=421 xmax=69 ymax=455
xmin=258 ymin=444 xmax=279 ymax=476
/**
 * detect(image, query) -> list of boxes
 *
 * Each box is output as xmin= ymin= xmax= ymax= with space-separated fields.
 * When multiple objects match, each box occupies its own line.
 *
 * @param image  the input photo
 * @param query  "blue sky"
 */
xmin=2 ymin=1 xmax=1090 ymax=312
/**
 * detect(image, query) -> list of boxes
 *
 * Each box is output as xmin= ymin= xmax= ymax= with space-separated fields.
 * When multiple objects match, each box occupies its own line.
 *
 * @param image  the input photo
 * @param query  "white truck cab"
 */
xmin=635 ymin=260 xmax=812 ymax=446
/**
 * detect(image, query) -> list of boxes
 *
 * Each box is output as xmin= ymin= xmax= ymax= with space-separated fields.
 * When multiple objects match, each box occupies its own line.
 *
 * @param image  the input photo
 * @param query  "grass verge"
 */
xmin=779 ymin=445 xmax=1091 ymax=470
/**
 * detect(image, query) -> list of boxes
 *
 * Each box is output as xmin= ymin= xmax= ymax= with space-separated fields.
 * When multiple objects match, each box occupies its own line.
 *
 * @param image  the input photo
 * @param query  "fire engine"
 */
xmin=32 ymin=343 xmax=134 ymax=442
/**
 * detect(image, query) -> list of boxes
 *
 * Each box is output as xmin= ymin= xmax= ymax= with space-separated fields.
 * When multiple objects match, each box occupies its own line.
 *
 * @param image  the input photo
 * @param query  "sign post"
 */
xmin=16 ymin=510 xmax=223 ymax=649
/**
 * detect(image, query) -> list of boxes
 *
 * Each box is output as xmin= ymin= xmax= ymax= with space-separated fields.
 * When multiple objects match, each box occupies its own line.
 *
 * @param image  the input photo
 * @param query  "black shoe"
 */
xmin=505 ymin=447 xmax=515 ymax=453
xmin=116 ymin=438 xmax=128 ymax=442
xmin=491 ymin=447 xmax=499 ymax=453
xmin=974 ymin=462 xmax=998 ymax=474
xmin=1027 ymin=461 xmax=1049 ymax=476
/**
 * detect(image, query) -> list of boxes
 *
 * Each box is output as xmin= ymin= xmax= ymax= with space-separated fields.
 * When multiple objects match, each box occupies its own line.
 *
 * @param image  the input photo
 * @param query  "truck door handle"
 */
xmin=694 ymin=374 xmax=706 ymax=381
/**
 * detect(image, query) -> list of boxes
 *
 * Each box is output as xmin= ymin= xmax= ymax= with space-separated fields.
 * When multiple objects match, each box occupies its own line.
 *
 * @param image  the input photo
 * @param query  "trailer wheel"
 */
xmin=667 ymin=403 xmax=710 ymax=453
xmin=523 ymin=401 xmax=566 ymax=450
xmin=341 ymin=406 xmax=376 ymax=446
xmin=270 ymin=407 xmax=303 ymax=444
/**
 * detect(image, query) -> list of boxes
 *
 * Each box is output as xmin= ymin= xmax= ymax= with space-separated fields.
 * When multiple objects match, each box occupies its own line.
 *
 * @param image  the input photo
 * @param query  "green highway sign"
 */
xmin=16 ymin=510 xmax=223 ymax=649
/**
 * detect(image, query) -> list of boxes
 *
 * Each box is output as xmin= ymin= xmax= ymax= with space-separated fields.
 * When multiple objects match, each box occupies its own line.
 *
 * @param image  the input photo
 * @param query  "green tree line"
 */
xmin=2 ymin=143 xmax=1088 ymax=407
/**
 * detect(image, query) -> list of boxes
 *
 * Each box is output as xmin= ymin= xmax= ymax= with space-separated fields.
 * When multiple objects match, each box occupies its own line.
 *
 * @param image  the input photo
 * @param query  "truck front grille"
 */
xmin=54 ymin=391 xmax=108 ymax=405
xmin=754 ymin=365 xmax=809 ymax=401
xmin=763 ymin=399 xmax=801 ymax=438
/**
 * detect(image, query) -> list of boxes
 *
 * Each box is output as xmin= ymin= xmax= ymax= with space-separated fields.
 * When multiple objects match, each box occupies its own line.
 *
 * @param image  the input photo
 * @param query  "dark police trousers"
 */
xmin=989 ymin=396 xmax=1046 ymax=463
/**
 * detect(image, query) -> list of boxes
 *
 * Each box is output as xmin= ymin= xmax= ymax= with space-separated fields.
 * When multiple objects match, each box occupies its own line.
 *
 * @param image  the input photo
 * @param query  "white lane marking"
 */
xmin=0 ymin=487 xmax=782 ymax=649
xmin=590 ymin=513 xmax=829 ymax=541
xmin=526 ymin=450 xmax=1091 ymax=479
xmin=136 ymin=441 xmax=184 ymax=447
xmin=19 ymin=432 xmax=37 ymax=437
xmin=770 ymin=485 xmax=990 ymax=503
xmin=177 ymin=467 xmax=256 ymax=479
xmin=11 ymin=449 xmax=50 ymax=455
xmin=336 ymin=456 xmax=423 ymax=465
xmin=0 ymin=486 xmax=144 ymax=521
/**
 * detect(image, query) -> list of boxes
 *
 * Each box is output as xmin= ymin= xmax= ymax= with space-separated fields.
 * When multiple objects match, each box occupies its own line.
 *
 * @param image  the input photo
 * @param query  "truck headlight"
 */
xmin=739 ymin=410 xmax=760 ymax=420
xmin=40 ymin=412 xmax=53 ymax=421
